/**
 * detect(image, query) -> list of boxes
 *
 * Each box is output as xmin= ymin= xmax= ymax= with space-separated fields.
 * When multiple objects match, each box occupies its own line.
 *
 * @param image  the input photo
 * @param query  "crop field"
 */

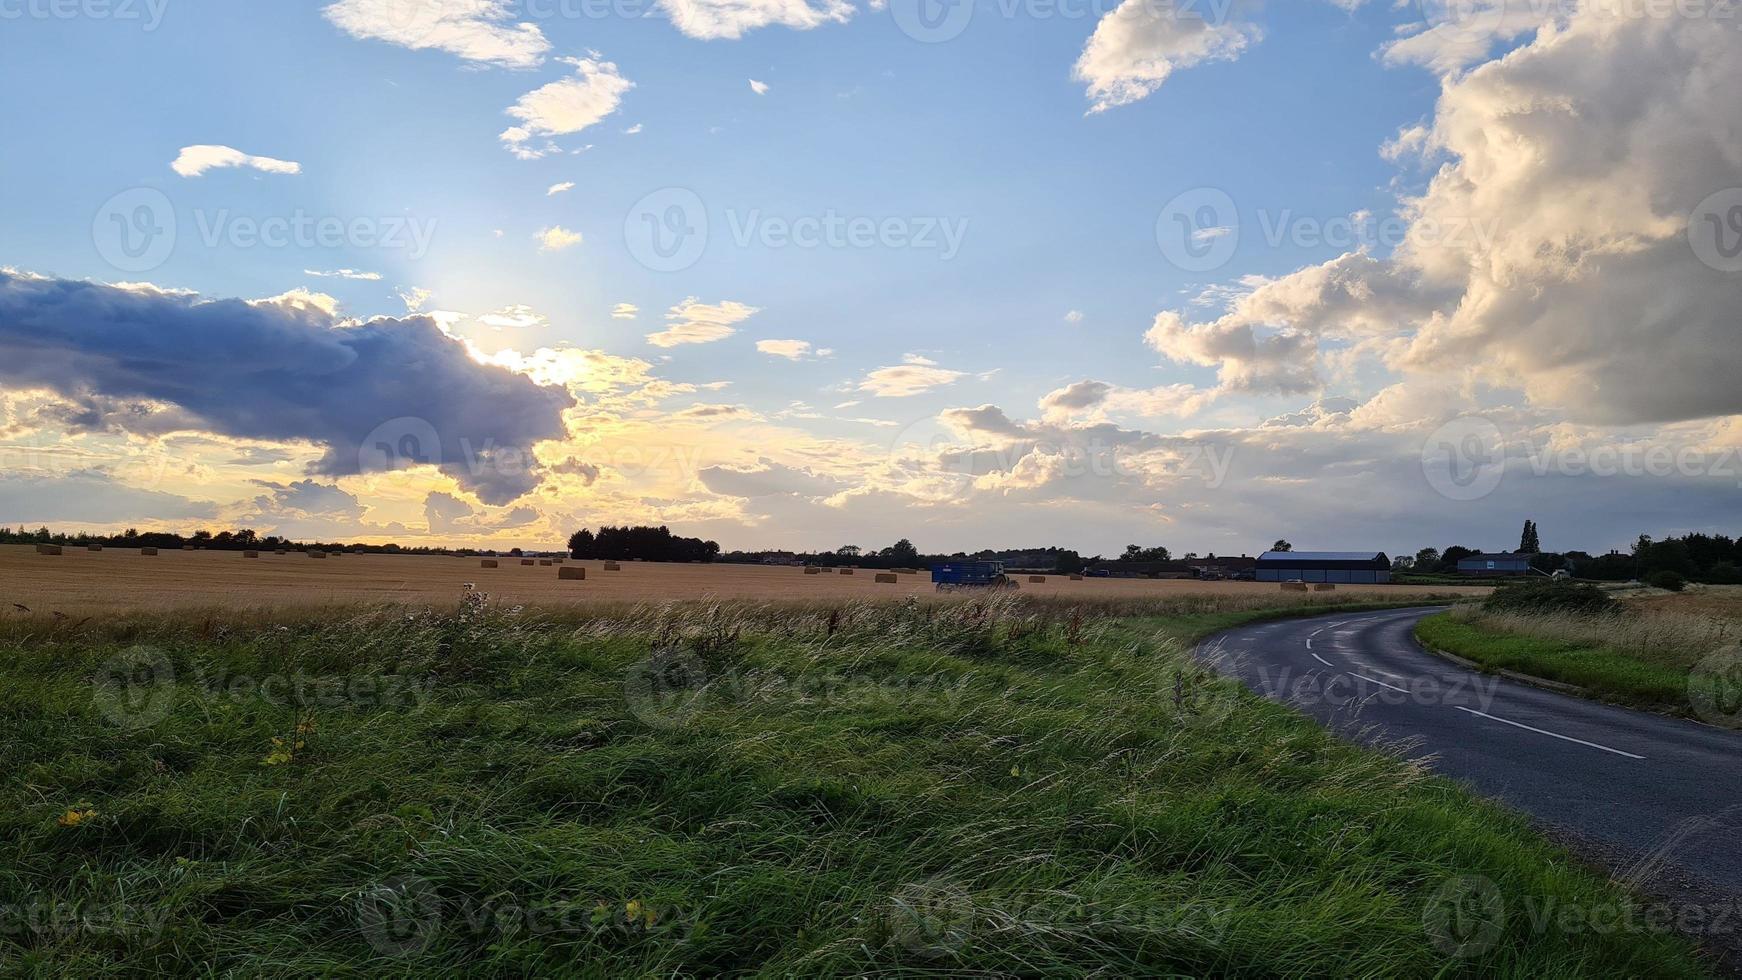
xmin=0 ymin=545 xmax=1490 ymax=616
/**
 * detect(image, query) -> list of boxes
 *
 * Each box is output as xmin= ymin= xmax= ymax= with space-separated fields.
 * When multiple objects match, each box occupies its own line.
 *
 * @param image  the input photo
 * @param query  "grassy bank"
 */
xmin=0 ymin=593 xmax=1708 ymax=975
xmin=1416 ymin=602 xmax=1736 ymax=718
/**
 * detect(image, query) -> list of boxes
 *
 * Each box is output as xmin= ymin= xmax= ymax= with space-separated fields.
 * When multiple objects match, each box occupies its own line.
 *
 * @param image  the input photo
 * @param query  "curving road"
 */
xmin=1199 ymin=606 xmax=1742 ymax=898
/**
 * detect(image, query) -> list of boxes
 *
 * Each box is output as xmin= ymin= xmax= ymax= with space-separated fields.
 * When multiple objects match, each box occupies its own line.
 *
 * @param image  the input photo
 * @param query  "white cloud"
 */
xmin=535 ymin=226 xmax=583 ymax=251
xmin=546 ymin=181 xmax=575 ymax=196
xmin=304 ymin=268 xmax=381 ymax=281
xmin=858 ymin=354 xmax=967 ymax=397
xmin=659 ymin=0 xmax=853 ymax=39
xmin=477 ymin=304 xmax=547 ymax=329
xmin=624 ymin=123 xmax=643 ymax=134
xmin=1073 ymin=0 xmax=1258 ymax=112
xmin=322 ymin=0 xmax=550 ymax=69
xmin=397 ymin=286 xmax=432 ymax=312
xmin=171 ymin=145 xmax=302 ymax=178
xmin=501 ymin=56 xmax=633 ymax=159
xmin=611 ymin=303 xmax=639 ymax=319
xmin=749 ymin=78 xmax=769 ymax=95
xmin=1063 ymin=310 xmax=1085 ymax=324
xmin=755 ymin=339 xmax=820 ymax=360
xmin=646 ymin=298 xmax=759 ymax=348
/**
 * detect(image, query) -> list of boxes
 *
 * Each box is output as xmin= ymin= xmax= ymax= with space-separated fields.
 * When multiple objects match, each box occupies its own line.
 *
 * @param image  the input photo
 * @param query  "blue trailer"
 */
xmin=930 ymin=561 xmax=1012 ymax=591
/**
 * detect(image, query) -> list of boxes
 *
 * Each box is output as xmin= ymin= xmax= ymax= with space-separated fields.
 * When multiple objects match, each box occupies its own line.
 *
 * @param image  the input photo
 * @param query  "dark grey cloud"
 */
xmin=0 ymin=272 xmax=574 ymax=503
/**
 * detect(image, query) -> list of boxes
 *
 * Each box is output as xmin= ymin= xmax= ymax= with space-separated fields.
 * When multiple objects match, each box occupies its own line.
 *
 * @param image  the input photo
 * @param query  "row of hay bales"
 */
xmin=1280 ymin=582 xmax=1338 ymax=592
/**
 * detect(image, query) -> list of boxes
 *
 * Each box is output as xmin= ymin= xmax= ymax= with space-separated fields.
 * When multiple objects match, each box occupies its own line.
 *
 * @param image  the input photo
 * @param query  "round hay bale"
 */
xmin=275 ymin=549 xmax=288 ymax=555
xmin=87 ymin=544 xmax=103 ymax=552
xmin=1069 ymin=574 xmax=1083 ymax=581
xmin=838 ymin=568 xmax=855 ymax=576
xmin=559 ymin=566 xmax=586 ymax=581
xmin=140 ymin=547 xmax=158 ymax=556
xmin=604 ymin=561 xmax=622 ymax=571
xmin=1028 ymin=575 xmax=1046 ymax=583
xmin=480 ymin=559 xmax=499 ymax=568
xmin=35 ymin=544 xmax=62 ymax=555
xmin=874 ymin=573 xmax=898 ymax=584
xmin=309 ymin=551 xmax=327 ymax=559
xmin=538 ymin=559 xmax=552 ymax=566
xmin=244 ymin=551 xmax=260 ymax=558
xmin=520 ymin=559 xmax=535 ymax=566
xmin=1312 ymin=583 xmax=1336 ymax=592
xmin=803 ymin=566 xmax=822 ymax=575
xmin=1280 ymin=581 xmax=1309 ymax=592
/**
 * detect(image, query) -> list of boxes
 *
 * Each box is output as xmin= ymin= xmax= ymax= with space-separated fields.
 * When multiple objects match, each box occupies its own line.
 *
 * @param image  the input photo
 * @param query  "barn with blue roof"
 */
xmin=1255 ymin=551 xmax=1392 ymax=584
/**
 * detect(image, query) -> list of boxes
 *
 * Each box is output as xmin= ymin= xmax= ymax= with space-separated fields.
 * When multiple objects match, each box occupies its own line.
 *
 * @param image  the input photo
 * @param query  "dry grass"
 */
xmin=0 ymin=544 xmax=1487 ymax=617
xmin=1448 ymin=593 xmax=1741 ymax=674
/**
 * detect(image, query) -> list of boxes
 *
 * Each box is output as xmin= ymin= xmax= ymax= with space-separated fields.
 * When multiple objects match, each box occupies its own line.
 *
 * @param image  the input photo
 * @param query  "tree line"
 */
xmin=568 ymin=526 xmax=721 ymax=563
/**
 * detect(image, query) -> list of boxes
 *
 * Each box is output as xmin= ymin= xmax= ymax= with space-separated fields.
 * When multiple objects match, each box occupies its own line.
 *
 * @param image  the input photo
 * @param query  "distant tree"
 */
xmin=1390 ymin=555 xmax=1415 ymax=571
xmin=837 ymin=545 xmax=862 ymax=558
xmin=881 ymin=538 xmax=920 ymax=565
xmin=1119 ymin=544 xmax=1171 ymax=562
xmin=1441 ymin=545 xmax=1476 ymax=572
xmin=1271 ymin=540 xmax=1293 ymax=553
xmin=1415 ymin=547 xmax=1441 ymax=568
xmin=568 ymin=528 xmax=597 ymax=559
xmin=1518 ymin=520 xmax=1540 ymax=554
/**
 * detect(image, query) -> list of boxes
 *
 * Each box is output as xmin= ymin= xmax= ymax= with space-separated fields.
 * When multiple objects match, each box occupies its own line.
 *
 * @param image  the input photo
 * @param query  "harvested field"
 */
xmin=0 ymin=545 xmax=1488 ymax=615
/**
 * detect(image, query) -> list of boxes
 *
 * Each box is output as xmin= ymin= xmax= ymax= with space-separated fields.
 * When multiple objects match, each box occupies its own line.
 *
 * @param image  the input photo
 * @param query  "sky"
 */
xmin=0 ymin=0 xmax=1738 ymax=558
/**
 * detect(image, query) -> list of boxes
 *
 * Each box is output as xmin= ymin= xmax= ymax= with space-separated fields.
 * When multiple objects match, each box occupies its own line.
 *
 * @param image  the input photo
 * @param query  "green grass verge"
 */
xmin=1415 ymin=612 xmax=1695 ymax=713
xmin=0 ymin=596 xmax=1710 ymax=976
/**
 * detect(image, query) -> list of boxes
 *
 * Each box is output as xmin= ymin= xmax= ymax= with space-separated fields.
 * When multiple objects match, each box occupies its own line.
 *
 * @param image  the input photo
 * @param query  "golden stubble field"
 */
xmin=0 ymin=544 xmax=1492 ymax=615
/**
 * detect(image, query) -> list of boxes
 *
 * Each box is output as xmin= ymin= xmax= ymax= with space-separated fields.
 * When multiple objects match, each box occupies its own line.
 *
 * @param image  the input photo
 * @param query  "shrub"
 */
xmin=1647 ymin=569 xmax=1687 ymax=592
xmin=1482 ymin=580 xmax=1619 ymax=616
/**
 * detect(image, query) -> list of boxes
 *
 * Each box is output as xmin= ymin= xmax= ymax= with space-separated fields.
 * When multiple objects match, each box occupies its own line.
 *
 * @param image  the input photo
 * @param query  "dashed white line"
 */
xmin=1454 ymin=706 xmax=1645 ymax=760
xmin=1311 ymin=652 xmax=1334 ymax=667
xmin=1352 ymin=672 xmax=1411 ymax=694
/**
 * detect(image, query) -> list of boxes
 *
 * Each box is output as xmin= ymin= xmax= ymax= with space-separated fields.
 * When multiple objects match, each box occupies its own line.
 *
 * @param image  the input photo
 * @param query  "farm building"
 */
xmin=1255 ymin=551 xmax=1392 ymax=584
xmin=1456 ymin=553 xmax=1532 ymax=577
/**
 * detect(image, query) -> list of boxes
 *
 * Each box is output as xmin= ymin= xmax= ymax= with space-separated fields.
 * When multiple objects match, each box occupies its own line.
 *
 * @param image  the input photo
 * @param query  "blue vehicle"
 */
xmin=930 ymin=561 xmax=1013 ymax=592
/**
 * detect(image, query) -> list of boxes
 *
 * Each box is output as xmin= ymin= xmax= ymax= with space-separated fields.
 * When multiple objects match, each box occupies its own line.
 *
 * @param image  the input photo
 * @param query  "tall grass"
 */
xmin=0 ymin=593 xmax=1707 ymax=975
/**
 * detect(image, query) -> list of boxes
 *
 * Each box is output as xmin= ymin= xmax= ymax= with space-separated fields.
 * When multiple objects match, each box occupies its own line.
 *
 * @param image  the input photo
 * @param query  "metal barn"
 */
xmin=1456 ymin=553 xmax=1532 ymax=577
xmin=1255 ymin=551 xmax=1392 ymax=584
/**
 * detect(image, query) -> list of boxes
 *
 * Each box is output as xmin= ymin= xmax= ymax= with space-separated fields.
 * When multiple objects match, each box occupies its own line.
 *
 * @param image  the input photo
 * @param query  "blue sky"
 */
xmin=1 ymin=0 xmax=1738 ymax=556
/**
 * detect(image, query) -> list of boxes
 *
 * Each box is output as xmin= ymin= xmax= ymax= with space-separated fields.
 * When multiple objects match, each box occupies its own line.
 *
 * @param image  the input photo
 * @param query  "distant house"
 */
xmin=1188 ymin=555 xmax=1257 ymax=579
xmin=1087 ymin=560 xmax=1196 ymax=579
xmin=1255 ymin=551 xmax=1392 ymax=584
xmin=1456 ymin=553 xmax=1532 ymax=577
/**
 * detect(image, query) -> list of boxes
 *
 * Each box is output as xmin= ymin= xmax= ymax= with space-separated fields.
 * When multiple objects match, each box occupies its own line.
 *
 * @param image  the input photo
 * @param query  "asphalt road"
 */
xmin=1199 ymin=606 xmax=1742 ymax=899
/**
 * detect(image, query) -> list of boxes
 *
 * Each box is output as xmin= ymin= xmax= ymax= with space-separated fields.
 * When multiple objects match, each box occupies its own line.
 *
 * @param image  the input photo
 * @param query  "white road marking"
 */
xmin=1352 ymin=672 xmax=1411 ymax=694
xmin=1305 ymin=638 xmax=1313 ymax=649
xmin=1454 ymin=706 xmax=1645 ymax=760
xmin=1311 ymin=652 xmax=1333 ymax=667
